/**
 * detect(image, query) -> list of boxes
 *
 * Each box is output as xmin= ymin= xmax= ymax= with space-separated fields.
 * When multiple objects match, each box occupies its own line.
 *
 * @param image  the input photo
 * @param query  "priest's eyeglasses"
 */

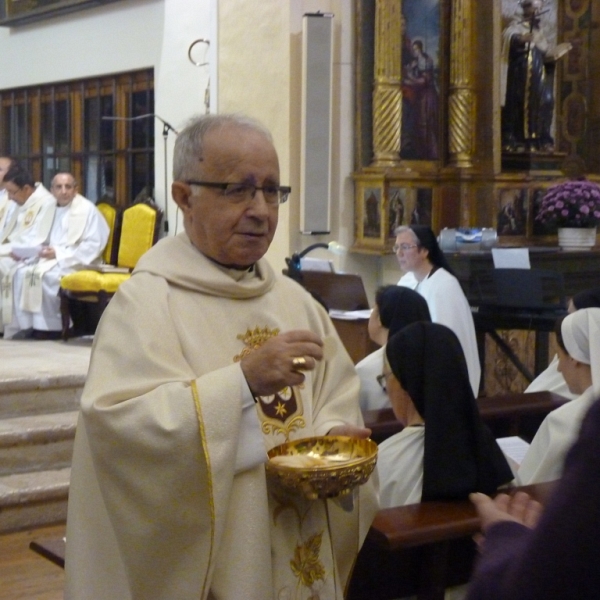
xmin=186 ymin=181 xmax=291 ymax=205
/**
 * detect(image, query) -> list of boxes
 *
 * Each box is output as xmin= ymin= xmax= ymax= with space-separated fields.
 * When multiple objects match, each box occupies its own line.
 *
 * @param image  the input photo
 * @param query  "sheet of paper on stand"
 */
xmin=492 ymin=247 xmax=531 ymax=269
xmin=329 ymin=308 xmax=372 ymax=320
xmin=10 ymin=244 xmax=43 ymax=259
xmin=496 ymin=436 xmax=530 ymax=476
xmin=300 ymin=257 xmax=335 ymax=272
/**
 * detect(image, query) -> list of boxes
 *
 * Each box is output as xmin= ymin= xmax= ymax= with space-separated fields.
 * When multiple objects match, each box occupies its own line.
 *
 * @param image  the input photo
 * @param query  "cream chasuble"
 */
xmin=66 ymin=233 xmax=379 ymax=600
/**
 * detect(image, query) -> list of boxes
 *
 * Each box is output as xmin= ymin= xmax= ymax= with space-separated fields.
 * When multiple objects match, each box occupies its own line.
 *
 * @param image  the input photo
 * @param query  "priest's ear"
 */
xmin=171 ymin=181 xmax=194 ymax=215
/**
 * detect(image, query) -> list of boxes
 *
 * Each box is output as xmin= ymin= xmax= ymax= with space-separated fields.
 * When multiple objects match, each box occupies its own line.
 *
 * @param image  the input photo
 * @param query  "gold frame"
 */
xmin=0 ymin=0 xmax=121 ymax=27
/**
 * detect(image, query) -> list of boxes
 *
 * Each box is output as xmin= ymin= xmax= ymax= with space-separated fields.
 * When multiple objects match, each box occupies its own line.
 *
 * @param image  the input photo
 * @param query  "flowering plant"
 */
xmin=536 ymin=179 xmax=600 ymax=228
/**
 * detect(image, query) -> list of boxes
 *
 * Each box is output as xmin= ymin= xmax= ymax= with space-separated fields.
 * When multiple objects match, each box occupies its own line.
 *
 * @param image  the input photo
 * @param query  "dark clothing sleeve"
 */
xmin=467 ymin=397 xmax=600 ymax=600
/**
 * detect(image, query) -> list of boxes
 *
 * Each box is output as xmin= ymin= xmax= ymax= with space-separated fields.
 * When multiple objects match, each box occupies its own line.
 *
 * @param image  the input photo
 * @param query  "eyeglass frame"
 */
xmin=393 ymin=242 xmax=420 ymax=253
xmin=376 ymin=371 xmax=393 ymax=392
xmin=184 ymin=180 xmax=291 ymax=205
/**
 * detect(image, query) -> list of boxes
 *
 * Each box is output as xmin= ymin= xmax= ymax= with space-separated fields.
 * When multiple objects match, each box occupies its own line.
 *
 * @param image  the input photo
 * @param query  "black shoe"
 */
xmin=32 ymin=329 xmax=63 ymax=341
xmin=10 ymin=328 xmax=34 ymax=340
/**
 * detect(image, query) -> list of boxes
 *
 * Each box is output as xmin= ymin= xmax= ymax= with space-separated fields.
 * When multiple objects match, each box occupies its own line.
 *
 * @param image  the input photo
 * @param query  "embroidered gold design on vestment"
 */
xmin=290 ymin=532 xmax=326 ymax=588
xmin=233 ymin=325 xmax=305 ymax=441
xmin=233 ymin=326 xmax=280 ymax=361
xmin=23 ymin=211 xmax=34 ymax=226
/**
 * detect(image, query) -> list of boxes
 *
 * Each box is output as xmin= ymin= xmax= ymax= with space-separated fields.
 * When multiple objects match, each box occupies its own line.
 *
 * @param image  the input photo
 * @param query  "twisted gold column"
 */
xmin=372 ymin=0 xmax=402 ymax=167
xmin=448 ymin=0 xmax=476 ymax=169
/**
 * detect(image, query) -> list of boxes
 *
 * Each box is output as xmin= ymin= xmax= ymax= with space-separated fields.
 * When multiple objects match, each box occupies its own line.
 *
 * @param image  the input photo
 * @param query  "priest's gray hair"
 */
xmin=173 ymin=113 xmax=273 ymax=182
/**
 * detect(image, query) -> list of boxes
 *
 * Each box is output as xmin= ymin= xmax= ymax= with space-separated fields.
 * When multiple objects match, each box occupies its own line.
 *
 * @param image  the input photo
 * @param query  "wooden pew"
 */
xmin=348 ymin=481 xmax=556 ymax=600
xmin=364 ymin=391 xmax=570 ymax=444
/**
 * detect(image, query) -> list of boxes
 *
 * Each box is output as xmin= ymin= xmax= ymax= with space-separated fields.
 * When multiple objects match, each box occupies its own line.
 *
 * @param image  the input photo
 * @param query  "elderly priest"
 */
xmin=2 ymin=172 xmax=109 ymax=339
xmin=65 ymin=113 xmax=378 ymax=600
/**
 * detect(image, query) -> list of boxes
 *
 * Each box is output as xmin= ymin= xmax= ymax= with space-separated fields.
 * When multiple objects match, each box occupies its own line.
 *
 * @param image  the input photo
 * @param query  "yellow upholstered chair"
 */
xmin=95 ymin=201 xmax=120 ymax=265
xmin=60 ymin=199 xmax=162 ymax=339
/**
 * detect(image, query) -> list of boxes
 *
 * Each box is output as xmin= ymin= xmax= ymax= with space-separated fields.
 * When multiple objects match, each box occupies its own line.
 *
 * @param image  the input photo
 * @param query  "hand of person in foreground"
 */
xmin=241 ymin=329 xmax=324 ymax=397
xmin=328 ymin=424 xmax=372 ymax=439
xmin=470 ymin=491 xmax=543 ymax=540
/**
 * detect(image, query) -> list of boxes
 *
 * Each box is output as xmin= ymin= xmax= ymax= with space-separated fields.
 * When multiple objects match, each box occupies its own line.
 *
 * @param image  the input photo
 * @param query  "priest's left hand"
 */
xmin=39 ymin=246 xmax=56 ymax=259
xmin=328 ymin=424 xmax=372 ymax=439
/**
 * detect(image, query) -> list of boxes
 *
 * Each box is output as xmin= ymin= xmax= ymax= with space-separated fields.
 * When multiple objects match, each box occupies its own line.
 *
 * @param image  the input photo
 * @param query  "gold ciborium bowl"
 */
xmin=265 ymin=436 xmax=378 ymax=500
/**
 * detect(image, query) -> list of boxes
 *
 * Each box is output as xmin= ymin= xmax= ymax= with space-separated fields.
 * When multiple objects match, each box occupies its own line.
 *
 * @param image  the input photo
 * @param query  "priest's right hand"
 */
xmin=240 ymin=329 xmax=324 ymax=397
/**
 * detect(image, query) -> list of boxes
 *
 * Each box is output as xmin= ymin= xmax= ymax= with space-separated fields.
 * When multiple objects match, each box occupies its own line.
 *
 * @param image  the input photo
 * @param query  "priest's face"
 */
xmin=51 ymin=173 xmax=77 ymax=206
xmin=4 ymin=181 xmax=34 ymax=206
xmin=172 ymin=124 xmax=280 ymax=268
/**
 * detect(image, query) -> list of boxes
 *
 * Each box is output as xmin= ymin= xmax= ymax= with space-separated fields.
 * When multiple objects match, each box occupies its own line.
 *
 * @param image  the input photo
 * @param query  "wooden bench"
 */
xmin=364 ymin=391 xmax=570 ymax=444
xmin=348 ymin=481 xmax=556 ymax=600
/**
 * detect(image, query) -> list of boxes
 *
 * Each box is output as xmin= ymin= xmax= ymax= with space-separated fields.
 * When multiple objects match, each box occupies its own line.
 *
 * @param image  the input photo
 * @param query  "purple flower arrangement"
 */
xmin=536 ymin=179 xmax=600 ymax=228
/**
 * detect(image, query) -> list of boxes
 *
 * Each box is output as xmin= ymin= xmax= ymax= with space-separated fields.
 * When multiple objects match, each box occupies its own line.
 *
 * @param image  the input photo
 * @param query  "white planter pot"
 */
xmin=558 ymin=227 xmax=597 ymax=251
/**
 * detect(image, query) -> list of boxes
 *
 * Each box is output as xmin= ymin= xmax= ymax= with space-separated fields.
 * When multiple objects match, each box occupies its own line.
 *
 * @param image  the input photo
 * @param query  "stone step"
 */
xmin=0 ymin=467 xmax=70 ymax=533
xmin=0 ymin=411 xmax=78 ymax=476
xmin=0 ymin=376 xmax=83 ymax=419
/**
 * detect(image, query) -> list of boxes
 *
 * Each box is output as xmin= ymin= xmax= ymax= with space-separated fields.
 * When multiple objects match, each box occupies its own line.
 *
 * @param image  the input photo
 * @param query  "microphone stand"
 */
xmin=285 ymin=243 xmax=330 ymax=282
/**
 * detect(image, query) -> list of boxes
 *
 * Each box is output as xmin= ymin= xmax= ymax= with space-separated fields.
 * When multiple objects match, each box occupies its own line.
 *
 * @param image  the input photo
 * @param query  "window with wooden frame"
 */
xmin=0 ymin=68 xmax=154 ymax=207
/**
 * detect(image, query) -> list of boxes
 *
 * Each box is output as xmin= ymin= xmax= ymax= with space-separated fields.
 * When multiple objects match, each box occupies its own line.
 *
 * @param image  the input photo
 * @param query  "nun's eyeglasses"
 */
xmin=376 ymin=371 xmax=391 ymax=392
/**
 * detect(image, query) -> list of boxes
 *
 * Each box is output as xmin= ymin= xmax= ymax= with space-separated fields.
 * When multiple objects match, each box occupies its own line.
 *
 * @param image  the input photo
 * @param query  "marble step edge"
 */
xmin=0 ymin=467 xmax=70 ymax=508
xmin=0 ymin=373 xmax=86 ymax=394
xmin=0 ymin=411 xmax=78 ymax=448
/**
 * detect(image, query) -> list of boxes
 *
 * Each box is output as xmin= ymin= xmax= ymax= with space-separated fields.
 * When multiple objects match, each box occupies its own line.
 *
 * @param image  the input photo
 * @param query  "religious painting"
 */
xmin=496 ymin=187 xmax=528 ymax=236
xmin=354 ymin=176 xmax=387 ymax=251
xmin=410 ymin=188 xmax=433 ymax=226
xmin=388 ymin=187 xmax=408 ymax=237
xmin=362 ymin=187 xmax=382 ymax=239
xmin=400 ymin=0 xmax=441 ymax=161
xmin=387 ymin=186 xmax=434 ymax=238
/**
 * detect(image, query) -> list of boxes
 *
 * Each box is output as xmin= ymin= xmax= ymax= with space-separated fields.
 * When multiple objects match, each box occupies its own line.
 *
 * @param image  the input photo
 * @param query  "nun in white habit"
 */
xmin=525 ymin=287 xmax=600 ymax=401
xmin=517 ymin=307 xmax=600 ymax=485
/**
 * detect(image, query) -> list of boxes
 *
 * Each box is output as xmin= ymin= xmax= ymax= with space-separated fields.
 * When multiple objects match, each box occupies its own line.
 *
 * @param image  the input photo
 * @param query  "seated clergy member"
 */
xmin=0 ymin=163 xmax=56 ymax=264
xmin=65 ymin=113 xmax=378 ymax=599
xmin=2 ymin=173 xmax=109 ymax=339
xmin=356 ymin=285 xmax=431 ymax=411
xmin=525 ymin=286 xmax=600 ymax=401
xmin=0 ymin=164 xmax=55 ymax=331
xmin=517 ymin=308 xmax=600 ymax=485
xmin=378 ymin=322 xmax=512 ymax=507
xmin=395 ymin=225 xmax=481 ymax=397
xmin=0 ymin=156 xmax=18 ymax=243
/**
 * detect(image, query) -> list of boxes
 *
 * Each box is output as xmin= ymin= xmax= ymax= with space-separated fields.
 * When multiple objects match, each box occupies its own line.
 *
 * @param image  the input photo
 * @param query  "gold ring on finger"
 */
xmin=291 ymin=356 xmax=308 ymax=370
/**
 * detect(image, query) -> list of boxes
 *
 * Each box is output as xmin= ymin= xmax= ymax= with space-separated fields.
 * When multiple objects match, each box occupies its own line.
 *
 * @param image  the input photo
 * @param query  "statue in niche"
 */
xmin=501 ymin=0 xmax=572 ymax=153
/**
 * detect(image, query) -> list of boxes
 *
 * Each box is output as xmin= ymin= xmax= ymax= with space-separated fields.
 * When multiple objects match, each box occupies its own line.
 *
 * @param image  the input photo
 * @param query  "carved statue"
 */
xmin=501 ymin=0 xmax=571 ymax=153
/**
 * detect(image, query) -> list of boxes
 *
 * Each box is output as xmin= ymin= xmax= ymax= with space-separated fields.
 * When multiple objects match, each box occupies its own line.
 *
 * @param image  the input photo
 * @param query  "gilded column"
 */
xmin=371 ymin=0 xmax=402 ymax=167
xmin=448 ymin=0 xmax=476 ymax=169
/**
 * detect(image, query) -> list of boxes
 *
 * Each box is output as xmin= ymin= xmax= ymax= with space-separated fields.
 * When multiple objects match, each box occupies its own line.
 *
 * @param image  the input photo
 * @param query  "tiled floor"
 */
xmin=0 ymin=337 xmax=92 ymax=387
